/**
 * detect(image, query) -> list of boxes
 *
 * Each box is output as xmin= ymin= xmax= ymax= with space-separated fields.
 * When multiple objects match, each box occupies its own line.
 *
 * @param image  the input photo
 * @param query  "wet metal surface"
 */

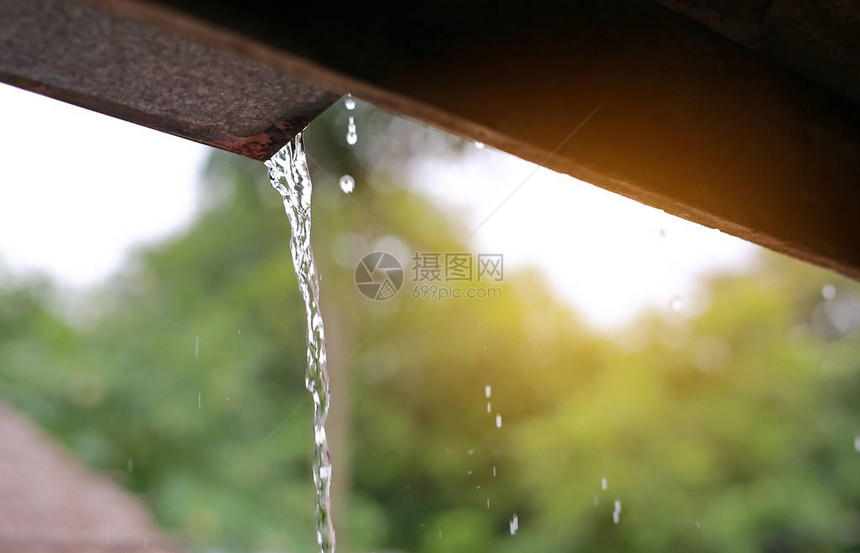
xmin=0 ymin=0 xmax=337 ymax=160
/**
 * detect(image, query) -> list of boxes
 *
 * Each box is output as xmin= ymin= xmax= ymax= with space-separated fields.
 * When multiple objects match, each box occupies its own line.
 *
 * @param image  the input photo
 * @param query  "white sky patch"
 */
xmin=0 ymin=83 xmax=210 ymax=287
xmin=410 ymin=150 xmax=757 ymax=329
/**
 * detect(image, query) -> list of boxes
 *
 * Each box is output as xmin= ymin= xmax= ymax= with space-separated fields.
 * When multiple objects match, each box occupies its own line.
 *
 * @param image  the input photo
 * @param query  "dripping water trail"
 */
xmin=265 ymin=133 xmax=335 ymax=553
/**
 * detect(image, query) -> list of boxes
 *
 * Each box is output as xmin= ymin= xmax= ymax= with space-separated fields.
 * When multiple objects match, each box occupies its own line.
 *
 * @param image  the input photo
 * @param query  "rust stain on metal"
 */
xmin=226 ymin=119 xmax=317 ymax=161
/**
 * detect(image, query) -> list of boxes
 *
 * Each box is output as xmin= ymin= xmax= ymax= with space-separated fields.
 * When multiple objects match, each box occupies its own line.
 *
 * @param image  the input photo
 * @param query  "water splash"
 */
xmin=265 ymin=133 xmax=335 ymax=553
xmin=344 ymin=94 xmax=356 ymax=111
xmin=346 ymin=116 xmax=358 ymax=145
xmin=613 ymin=500 xmax=622 ymax=524
xmin=495 ymin=414 xmax=502 ymax=428
xmin=339 ymin=175 xmax=355 ymax=194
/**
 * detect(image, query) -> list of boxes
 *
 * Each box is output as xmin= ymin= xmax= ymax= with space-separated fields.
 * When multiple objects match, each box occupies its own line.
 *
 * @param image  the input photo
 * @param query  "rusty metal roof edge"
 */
xmin=82 ymin=0 xmax=502 ymax=157
xmin=65 ymin=1 xmax=860 ymax=281
xmin=3 ymin=70 xmax=319 ymax=161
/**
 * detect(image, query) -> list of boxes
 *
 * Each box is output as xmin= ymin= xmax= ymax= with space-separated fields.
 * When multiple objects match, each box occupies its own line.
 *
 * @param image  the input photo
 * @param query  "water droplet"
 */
xmin=492 ymin=466 xmax=496 ymax=477
xmin=198 ymin=392 xmax=201 ymax=408
xmin=822 ymin=284 xmax=836 ymax=299
xmin=485 ymin=385 xmax=492 ymax=398
xmin=195 ymin=336 xmax=199 ymax=359
xmin=127 ymin=458 xmax=133 ymax=473
xmin=339 ymin=175 xmax=355 ymax=194
xmin=670 ymin=296 xmax=684 ymax=311
xmin=487 ymin=402 xmax=491 ymax=413
xmin=854 ymin=435 xmax=860 ymax=452
xmin=468 ymin=448 xmax=474 ymax=456
xmin=613 ymin=500 xmax=622 ymax=524
xmin=474 ymin=141 xmax=485 ymax=149
xmin=495 ymin=414 xmax=502 ymax=428
xmin=344 ymin=94 xmax=356 ymax=110
xmin=509 ymin=514 xmax=519 ymax=535
xmin=601 ymin=477 xmax=607 ymax=490
xmin=487 ymin=498 xmax=490 ymax=509
xmin=346 ymin=116 xmax=358 ymax=145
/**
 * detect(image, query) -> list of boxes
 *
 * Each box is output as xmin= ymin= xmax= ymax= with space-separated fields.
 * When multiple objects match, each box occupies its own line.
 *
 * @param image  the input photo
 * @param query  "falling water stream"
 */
xmin=265 ymin=133 xmax=336 ymax=553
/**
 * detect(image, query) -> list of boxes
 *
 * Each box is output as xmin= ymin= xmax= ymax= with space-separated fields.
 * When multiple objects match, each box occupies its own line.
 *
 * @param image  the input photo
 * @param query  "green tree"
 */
xmin=0 ymin=103 xmax=858 ymax=553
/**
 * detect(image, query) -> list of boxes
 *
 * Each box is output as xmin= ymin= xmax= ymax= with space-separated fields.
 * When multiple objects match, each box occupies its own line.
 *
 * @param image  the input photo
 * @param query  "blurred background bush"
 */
xmin=0 ymin=100 xmax=858 ymax=553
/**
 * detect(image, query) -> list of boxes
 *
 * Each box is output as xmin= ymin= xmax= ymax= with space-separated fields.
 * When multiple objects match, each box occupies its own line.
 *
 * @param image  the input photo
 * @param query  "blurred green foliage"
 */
xmin=0 ymin=104 xmax=859 ymax=553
